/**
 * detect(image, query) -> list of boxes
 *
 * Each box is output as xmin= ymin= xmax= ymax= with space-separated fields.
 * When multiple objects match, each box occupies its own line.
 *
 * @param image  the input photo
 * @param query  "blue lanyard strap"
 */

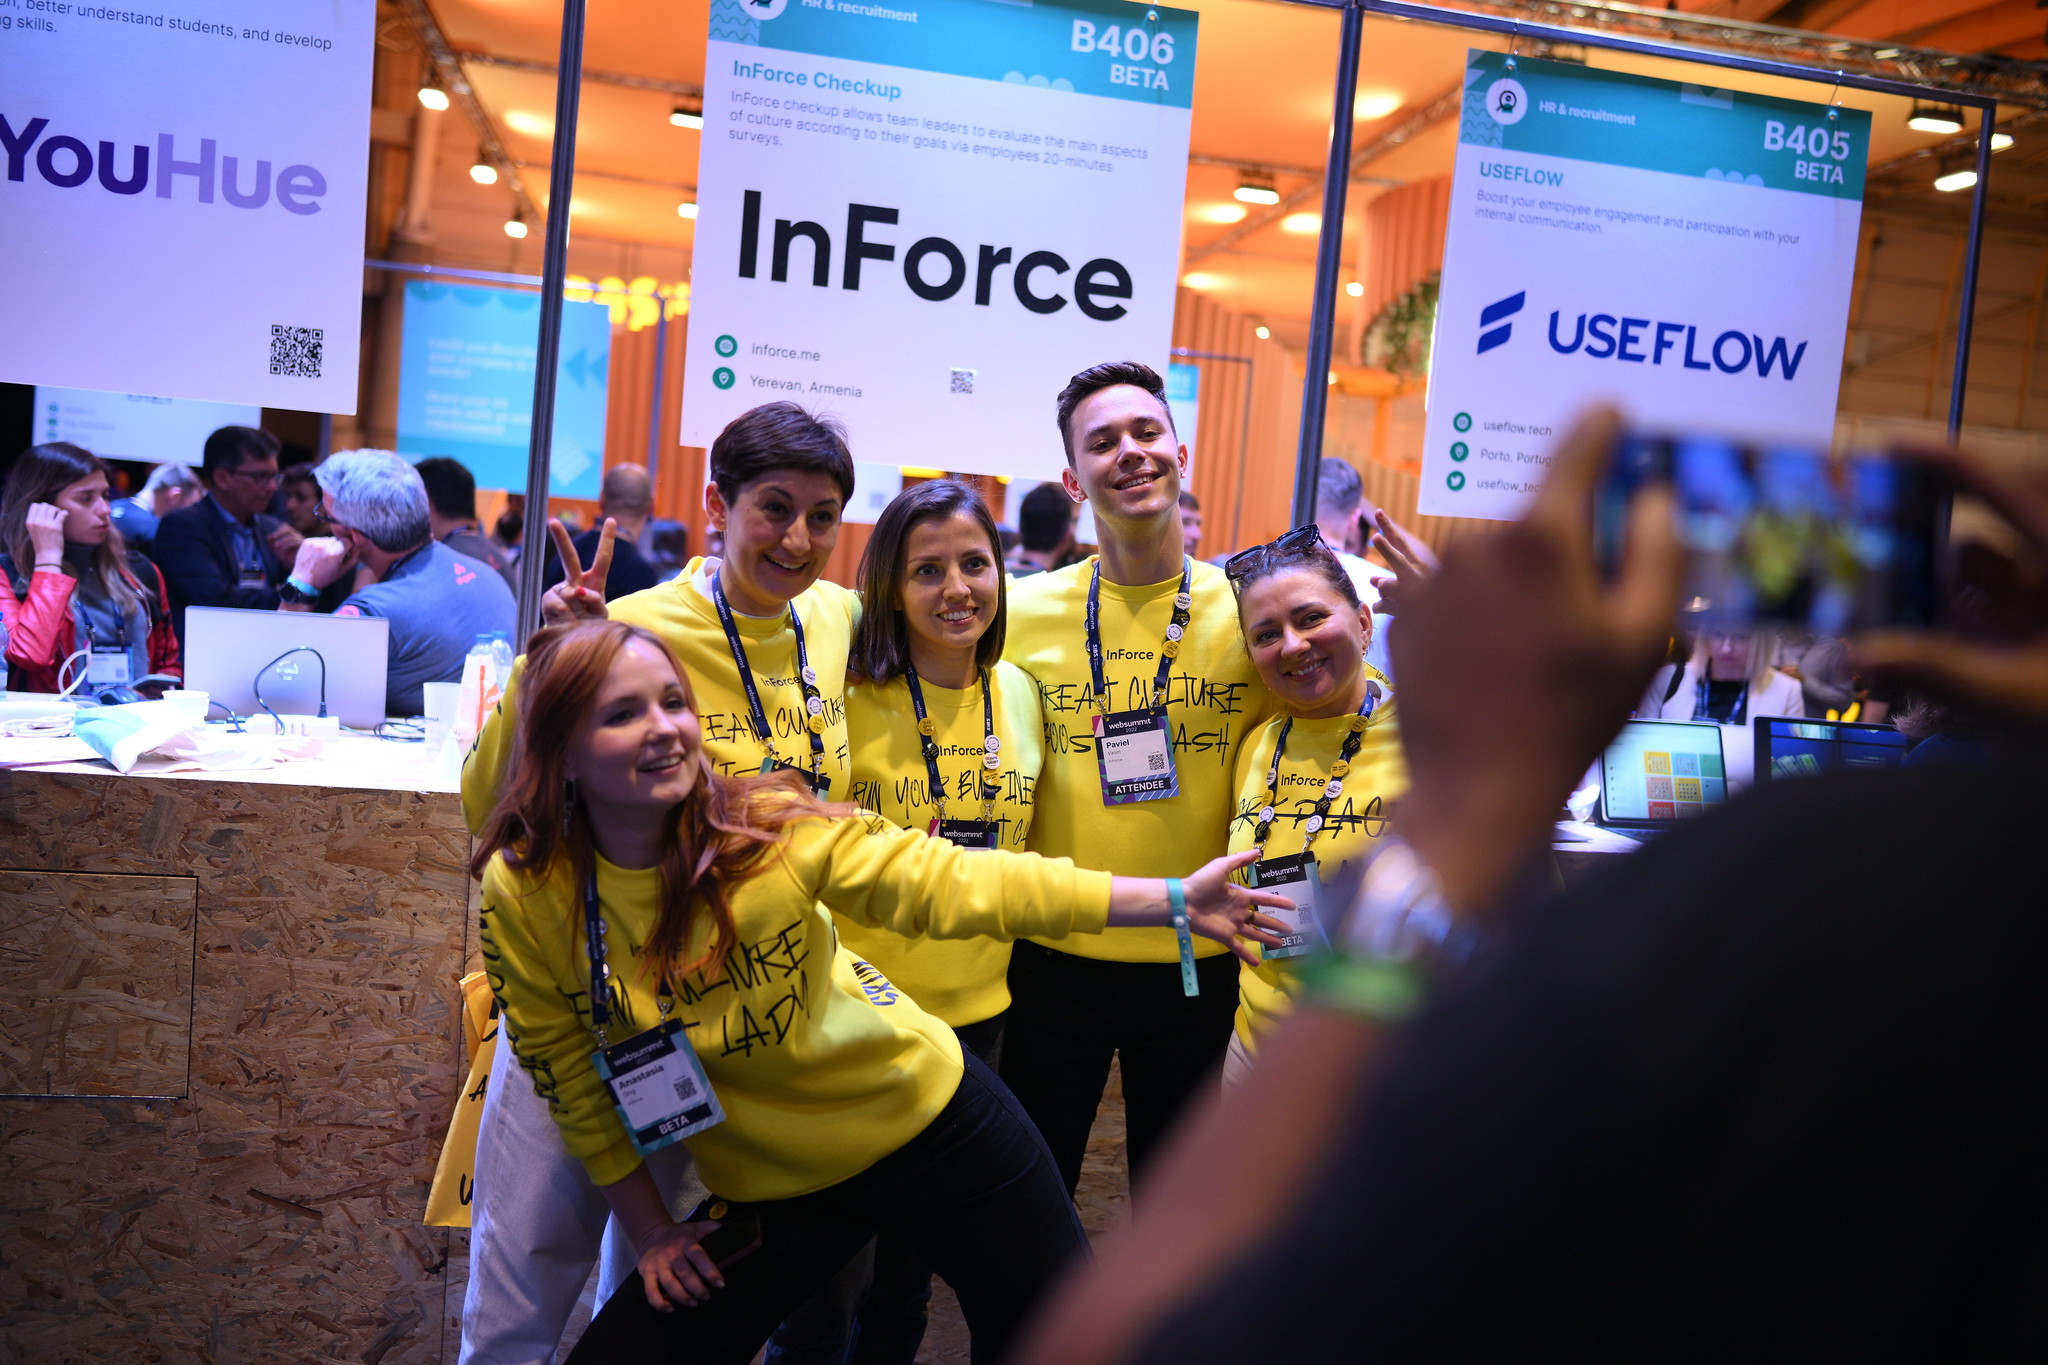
xmin=904 ymin=664 xmax=1002 ymax=822
xmin=1085 ymin=557 xmax=1194 ymax=715
xmin=710 ymin=569 xmax=827 ymax=775
xmin=582 ymin=860 xmax=670 ymax=1048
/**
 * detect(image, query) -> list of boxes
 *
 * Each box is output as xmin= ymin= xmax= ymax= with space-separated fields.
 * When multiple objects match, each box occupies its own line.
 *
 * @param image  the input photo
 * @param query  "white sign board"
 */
xmin=1421 ymin=53 xmax=1869 ymax=520
xmin=684 ymin=0 xmax=1196 ymax=484
xmin=1 ymin=2 xmax=374 ymax=413
xmin=33 ymin=385 xmax=259 ymax=464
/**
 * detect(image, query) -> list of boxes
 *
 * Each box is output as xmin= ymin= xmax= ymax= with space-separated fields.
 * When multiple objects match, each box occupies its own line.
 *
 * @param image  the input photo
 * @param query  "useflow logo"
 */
xmin=1472 ymin=287 xmax=1810 ymax=380
xmin=1477 ymin=291 xmax=1525 ymax=354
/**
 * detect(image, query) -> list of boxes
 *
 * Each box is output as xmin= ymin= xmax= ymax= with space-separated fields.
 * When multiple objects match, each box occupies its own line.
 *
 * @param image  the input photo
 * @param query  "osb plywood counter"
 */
xmin=0 ymin=739 xmax=474 ymax=1364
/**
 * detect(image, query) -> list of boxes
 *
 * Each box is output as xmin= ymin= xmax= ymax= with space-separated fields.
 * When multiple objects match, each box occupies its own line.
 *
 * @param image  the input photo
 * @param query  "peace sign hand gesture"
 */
xmin=540 ymin=516 xmax=617 ymax=627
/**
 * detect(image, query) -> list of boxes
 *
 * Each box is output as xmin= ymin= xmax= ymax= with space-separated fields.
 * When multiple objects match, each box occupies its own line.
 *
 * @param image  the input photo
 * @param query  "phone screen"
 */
xmin=1596 ymin=434 xmax=1946 ymax=633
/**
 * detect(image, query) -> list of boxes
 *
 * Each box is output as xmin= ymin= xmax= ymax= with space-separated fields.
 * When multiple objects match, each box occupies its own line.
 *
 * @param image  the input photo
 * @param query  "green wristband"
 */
xmin=1297 ymin=951 xmax=1428 ymax=1027
xmin=1167 ymin=878 xmax=1198 ymax=997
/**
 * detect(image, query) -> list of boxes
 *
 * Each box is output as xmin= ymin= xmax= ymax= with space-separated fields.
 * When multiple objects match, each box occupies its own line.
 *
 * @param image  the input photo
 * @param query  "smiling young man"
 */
xmin=1000 ymin=361 xmax=1274 ymax=1195
xmin=456 ymin=401 xmax=861 ymax=1365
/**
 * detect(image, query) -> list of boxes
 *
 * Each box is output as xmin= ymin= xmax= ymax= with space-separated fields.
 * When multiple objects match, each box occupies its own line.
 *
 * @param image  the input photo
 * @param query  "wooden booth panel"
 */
xmin=0 ymin=771 xmax=472 ymax=1364
xmin=0 ymin=871 xmax=197 ymax=1099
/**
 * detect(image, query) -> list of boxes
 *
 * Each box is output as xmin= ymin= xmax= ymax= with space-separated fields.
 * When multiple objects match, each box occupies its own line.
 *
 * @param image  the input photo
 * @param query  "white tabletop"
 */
xmin=0 ymin=726 xmax=461 ymax=794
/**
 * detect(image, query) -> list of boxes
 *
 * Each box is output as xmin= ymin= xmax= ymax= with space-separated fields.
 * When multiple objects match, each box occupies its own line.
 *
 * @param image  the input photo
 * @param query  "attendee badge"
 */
xmin=85 ymin=649 xmax=131 ymax=688
xmin=1251 ymin=853 xmax=1326 ymax=961
xmin=1094 ymin=708 xmax=1179 ymax=805
xmin=593 ymin=1019 xmax=725 ymax=1157
xmin=760 ymin=756 xmax=831 ymax=798
xmin=238 ymin=566 xmax=268 ymax=589
xmin=929 ymin=818 xmax=999 ymax=849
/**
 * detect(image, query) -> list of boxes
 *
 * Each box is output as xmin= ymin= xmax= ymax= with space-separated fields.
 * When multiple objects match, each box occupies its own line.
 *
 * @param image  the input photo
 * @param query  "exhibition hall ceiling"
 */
xmin=408 ymin=0 xmax=2047 ymax=340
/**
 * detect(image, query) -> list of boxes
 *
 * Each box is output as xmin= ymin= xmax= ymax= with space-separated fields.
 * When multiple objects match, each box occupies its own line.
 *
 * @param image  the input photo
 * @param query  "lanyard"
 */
xmin=1251 ymin=676 xmax=1380 ymax=858
xmin=710 ymin=570 xmax=827 ymax=778
xmin=582 ymin=862 xmax=670 ymax=1049
xmin=1693 ymin=675 xmax=1749 ymax=726
xmin=905 ymin=664 xmax=1002 ymax=823
xmin=1085 ymin=557 xmax=1193 ymax=716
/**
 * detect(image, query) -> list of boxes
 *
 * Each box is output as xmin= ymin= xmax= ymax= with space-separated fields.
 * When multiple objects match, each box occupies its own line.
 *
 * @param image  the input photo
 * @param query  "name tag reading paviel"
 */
xmin=930 ymin=818 xmax=999 ymax=849
xmin=86 ymin=649 xmax=132 ymax=688
xmin=1251 ymin=853 xmax=1326 ymax=961
xmin=593 ymin=1019 xmax=725 ymax=1157
xmin=1093 ymin=708 xmax=1179 ymax=805
xmin=760 ymin=757 xmax=832 ymax=798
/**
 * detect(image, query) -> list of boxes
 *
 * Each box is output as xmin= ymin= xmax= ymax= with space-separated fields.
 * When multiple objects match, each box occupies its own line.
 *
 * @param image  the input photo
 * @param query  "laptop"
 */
xmin=182 ymin=606 xmax=392 ymax=729
xmin=1753 ymin=715 xmax=1910 ymax=783
xmin=1597 ymin=719 xmax=1731 ymax=840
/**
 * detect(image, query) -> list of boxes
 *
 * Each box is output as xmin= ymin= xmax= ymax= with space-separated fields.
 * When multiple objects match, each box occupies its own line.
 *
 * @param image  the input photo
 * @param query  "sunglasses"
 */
xmin=1223 ymin=524 xmax=1326 ymax=588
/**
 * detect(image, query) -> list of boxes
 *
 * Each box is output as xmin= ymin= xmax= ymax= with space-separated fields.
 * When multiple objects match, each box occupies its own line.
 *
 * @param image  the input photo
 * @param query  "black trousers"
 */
xmin=567 ymin=1048 xmax=1076 ymax=1365
xmin=999 ymin=940 xmax=1238 ymax=1196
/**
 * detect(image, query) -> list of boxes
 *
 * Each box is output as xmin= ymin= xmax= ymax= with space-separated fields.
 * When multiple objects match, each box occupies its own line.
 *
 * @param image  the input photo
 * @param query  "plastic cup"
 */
xmin=164 ymin=689 xmax=210 ymax=724
xmin=422 ymin=680 xmax=461 ymax=752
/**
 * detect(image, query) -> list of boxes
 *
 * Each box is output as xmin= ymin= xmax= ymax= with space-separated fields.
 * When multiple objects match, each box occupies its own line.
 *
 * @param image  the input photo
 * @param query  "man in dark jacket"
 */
xmin=153 ymin=426 xmax=301 ymax=638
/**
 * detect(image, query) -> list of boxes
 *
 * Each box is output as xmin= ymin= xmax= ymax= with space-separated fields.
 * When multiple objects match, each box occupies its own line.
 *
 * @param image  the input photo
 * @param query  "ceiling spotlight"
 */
xmin=504 ymin=214 xmax=529 ymax=239
xmin=469 ymin=154 xmax=498 ymax=186
xmin=1180 ymin=271 xmax=1225 ymax=291
xmin=1907 ymin=103 xmax=1965 ymax=134
xmin=1254 ymin=325 xmax=1271 ymax=340
xmin=1992 ymin=132 xmax=2014 ymax=151
xmin=1281 ymin=212 xmax=1321 ymax=235
xmin=1196 ymin=202 xmax=1248 ymax=224
xmin=1354 ymin=92 xmax=1403 ymax=121
xmin=418 ymin=74 xmax=451 ymax=112
xmin=1345 ymin=281 xmax=1365 ymax=297
xmin=1933 ymin=166 xmax=1977 ymax=193
xmin=1234 ymin=174 xmax=1280 ymax=206
xmin=670 ymin=101 xmax=705 ymax=130
xmin=677 ymin=200 xmax=699 ymax=219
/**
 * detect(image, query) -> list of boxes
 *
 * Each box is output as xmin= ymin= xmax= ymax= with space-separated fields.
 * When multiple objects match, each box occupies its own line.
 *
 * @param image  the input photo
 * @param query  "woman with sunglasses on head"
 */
xmin=0 ymin=442 xmax=180 ymax=695
xmin=1218 ymin=526 xmax=1408 ymax=1086
xmin=474 ymin=619 xmax=1287 ymax=1364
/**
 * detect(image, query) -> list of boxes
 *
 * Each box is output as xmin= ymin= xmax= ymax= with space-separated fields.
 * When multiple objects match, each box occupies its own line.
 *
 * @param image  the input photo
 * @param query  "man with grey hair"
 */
xmin=110 ymin=462 xmax=203 ymax=558
xmin=278 ymin=449 xmax=515 ymax=716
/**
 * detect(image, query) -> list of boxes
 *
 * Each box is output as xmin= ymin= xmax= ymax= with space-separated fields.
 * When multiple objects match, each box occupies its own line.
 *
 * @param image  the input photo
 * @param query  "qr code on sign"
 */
xmin=270 ymin=325 xmax=323 ymax=379
xmin=949 ymin=368 xmax=975 ymax=395
xmin=1146 ymin=750 xmax=1167 ymax=773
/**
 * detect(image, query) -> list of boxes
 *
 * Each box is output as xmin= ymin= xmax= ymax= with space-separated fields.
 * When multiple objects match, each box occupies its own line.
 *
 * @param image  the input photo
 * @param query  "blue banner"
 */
xmin=396 ymin=282 xmax=610 ymax=498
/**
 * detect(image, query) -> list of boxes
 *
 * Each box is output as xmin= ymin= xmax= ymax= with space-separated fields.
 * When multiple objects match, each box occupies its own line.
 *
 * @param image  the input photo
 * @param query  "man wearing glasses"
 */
xmin=154 ymin=425 xmax=303 ymax=638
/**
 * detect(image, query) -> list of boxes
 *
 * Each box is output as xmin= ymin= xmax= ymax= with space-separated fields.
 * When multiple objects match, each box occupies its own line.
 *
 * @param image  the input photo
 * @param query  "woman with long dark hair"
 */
xmin=0 ymin=442 xmax=179 ymax=693
xmin=473 ymin=620 xmax=1286 ymax=1363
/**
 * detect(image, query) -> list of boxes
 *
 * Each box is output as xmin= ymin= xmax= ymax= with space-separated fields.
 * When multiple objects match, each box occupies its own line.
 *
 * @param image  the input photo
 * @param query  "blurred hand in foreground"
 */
xmin=1392 ymin=407 xmax=1682 ymax=914
xmin=1366 ymin=509 xmax=1437 ymax=615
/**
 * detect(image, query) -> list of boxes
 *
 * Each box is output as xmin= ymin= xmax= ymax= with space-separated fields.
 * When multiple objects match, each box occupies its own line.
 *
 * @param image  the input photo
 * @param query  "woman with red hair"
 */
xmin=472 ymin=619 xmax=1285 ymax=1362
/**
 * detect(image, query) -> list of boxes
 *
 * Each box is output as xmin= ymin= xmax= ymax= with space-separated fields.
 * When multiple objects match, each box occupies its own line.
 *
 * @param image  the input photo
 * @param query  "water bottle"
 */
xmin=489 ymin=630 xmax=515 ymax=681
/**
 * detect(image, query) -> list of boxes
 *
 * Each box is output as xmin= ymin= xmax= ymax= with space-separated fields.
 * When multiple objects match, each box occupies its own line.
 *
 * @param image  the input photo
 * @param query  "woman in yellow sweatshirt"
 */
xmin=474 ymin=620 xmax=1286 ymax=1363
xmin=1220 ymin=526 xmax=1410 ymax=1084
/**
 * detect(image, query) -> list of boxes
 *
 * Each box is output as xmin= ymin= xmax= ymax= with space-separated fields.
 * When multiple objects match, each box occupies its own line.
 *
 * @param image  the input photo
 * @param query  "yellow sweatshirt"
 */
xmin=463 ymin=557 xmax=860 ymax=834
xmin=1003 ymin=556 xmax=1273 ymax=962
xmin=1227 ymin=672 xmax=1407 ymax=1050
xmin=481 ymin=808 xmax=1112 ymax=1200
xmin=840 ymin=662 xmax=1045 ymax=1027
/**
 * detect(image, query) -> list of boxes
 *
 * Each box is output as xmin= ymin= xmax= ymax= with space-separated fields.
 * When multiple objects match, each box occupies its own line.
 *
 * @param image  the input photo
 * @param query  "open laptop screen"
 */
xmin=1754 ymin=716 xmax=1910 ymax=782
xmin=1600 ymin=720 xmax=1728 ymax=826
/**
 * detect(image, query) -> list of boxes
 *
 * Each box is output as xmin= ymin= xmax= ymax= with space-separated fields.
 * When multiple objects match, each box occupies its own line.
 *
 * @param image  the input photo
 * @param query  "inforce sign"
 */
xmin=1 ymin=113 xmax=329 ymax=214
xmin=736 ymin=189 xmax=1134 ymax=320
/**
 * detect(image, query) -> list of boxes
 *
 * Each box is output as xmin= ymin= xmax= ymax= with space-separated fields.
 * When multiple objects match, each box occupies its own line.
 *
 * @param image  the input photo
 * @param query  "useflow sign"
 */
xmin=683 ymin=0 xmax=1197 ymax=482
xmin=1421 ymin=51 xmax=1870 ymax=520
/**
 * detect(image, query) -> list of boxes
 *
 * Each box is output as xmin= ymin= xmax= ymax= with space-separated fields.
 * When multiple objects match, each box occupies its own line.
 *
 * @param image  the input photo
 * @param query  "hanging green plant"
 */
xmin=1363 ymin=272 xmax=1440 ymax=379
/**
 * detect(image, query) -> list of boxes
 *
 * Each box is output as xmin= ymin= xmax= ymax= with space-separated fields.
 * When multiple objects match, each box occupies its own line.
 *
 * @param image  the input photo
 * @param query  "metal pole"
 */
xmin=513 ymin=0 xmax=589 ymax=641
xmin=1290 ymin=0 xmax=1365 ymax=530
xmin=647 ymin=310 xmax=669 ymax=488
xmin=1946 ymin=107 xmax=1995 ymax=440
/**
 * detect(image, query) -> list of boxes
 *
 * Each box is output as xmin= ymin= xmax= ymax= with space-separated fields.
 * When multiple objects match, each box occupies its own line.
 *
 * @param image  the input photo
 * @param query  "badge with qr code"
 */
xmin=593 ymin=1019 xmax=724 ymax=1156
xmin=1093 ymin=707 xmax=1179 ymax=805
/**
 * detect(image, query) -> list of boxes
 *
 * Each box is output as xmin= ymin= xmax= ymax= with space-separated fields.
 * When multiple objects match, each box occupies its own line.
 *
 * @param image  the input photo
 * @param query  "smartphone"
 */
xmin=1595 ymin=433 xmax=1948 ymax=634
xmin=695 ymin=1207 xmax=763 ymax=1269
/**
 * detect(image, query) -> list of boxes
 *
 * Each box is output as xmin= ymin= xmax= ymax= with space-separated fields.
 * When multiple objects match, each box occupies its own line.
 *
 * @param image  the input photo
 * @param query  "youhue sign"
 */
xmin=0 ymin=1 xmax=374 ymax=413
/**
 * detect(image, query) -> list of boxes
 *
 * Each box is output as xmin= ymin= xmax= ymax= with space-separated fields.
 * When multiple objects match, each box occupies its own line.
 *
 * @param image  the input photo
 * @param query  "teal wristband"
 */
xmin=285 ymin=574 xmax=318 ymax=597
xmin=1167 ymin=878 xmax=1198 ymax=997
